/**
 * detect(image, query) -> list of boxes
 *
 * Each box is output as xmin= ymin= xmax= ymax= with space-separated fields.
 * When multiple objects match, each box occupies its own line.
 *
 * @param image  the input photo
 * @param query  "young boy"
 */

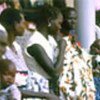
xmin=0 ymin=59 xmax=21 ymax=100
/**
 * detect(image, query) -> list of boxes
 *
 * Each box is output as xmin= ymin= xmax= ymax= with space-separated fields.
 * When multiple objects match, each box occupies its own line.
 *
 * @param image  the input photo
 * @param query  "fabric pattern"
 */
xmin=0 ymin=84 xmax=21 ymax=100
xmin=59 ymin=36 xmax=96 ymax=100
xmin=4 ymin=41 xmax=49 ymax=93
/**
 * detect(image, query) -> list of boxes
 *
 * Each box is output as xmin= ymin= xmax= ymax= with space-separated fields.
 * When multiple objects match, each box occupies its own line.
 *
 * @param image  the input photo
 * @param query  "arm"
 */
xmin=27 ymin=44 xmax=57 ymax=78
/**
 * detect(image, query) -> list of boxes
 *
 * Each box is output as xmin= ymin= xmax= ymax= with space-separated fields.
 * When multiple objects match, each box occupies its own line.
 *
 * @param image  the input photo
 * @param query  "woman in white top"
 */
xmin=26 ymin=5 xmax=66 ymax=95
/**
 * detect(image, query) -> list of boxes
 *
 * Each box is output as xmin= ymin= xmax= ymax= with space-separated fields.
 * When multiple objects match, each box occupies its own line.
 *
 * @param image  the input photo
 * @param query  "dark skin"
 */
xmin=27 ymin=12 xmax=66 ymax=79
xmin=27 ymin=39 xmax=66 ymax=78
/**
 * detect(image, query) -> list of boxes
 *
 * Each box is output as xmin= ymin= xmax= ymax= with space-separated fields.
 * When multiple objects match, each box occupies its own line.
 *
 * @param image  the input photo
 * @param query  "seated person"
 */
xmin=0 ymin=59 xmax=21 ymax=100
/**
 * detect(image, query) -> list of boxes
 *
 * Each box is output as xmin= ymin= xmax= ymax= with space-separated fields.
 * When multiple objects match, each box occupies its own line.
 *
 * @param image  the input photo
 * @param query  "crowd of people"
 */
xmin=0 ymin=0 xmax=100 ymax=100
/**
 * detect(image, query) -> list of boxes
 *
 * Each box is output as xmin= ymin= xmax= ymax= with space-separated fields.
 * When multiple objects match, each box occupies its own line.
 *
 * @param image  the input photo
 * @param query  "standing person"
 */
xmin=0 ymin=59 xmax=21 ymax=100
xmin=59 ymin=36 xmax=96 ymax=99
xmin=26 ymin=5 xmax=66 ymax=95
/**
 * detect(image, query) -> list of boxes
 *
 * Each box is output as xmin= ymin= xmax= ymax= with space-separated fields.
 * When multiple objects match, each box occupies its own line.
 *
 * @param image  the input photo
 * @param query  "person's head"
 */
xmin=61 ymin=7 xmax=77 ymax=33
xmin=47 ymin=6 xmax=63 ymax=35
xmin=32 ymin=4 xmax=63 ymax=35
xmin=90 ymin=39 xmax=100 ymax=55
xmin=0 ymin=59 xmax=16 ymax=89
xmin=0 ymin=8 xmax=25 ymax=37
xmin=0 ymin=25 xmax=8 ymax=58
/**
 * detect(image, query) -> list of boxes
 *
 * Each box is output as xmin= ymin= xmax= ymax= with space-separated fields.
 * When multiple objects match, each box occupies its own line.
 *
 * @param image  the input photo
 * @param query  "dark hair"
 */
xmin=0 ymin=59 xmax=14 ymax=74
xmin=0 ymin=8 xmax=22 ymax=32
xmin=90 ymin=39 xmax=100 ymax=55
xmin=61 ymin=7 xmax=77 ymax=34
xmin=61 ymin=7 xmax=76 ymax=19
xmin=96 ymin=10 xmax=100 ymax=26
xmin=27 ymin=4 xmax=62 ymax=27
xmin=0 ymin=0 xmax=5 ymax=4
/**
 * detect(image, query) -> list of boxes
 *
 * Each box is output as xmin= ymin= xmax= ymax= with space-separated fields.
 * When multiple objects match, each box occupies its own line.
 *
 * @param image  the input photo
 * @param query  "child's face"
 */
xmin=1 ymin=63 xmax=16 ymax=88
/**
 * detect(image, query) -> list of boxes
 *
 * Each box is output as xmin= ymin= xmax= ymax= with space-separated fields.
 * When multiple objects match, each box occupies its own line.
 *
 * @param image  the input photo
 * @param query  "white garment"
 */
xmin=4 ymin=41 xmax=28 ymax=71
xmin=26 ymin=31 xmax=58 ymax=78
xmin=27 ymin=31 xmax=55 ymax=62
xmin=48 ymin=35 xmax=59 ymax=64
xmin=0 ymin=24 xmax=7 ymax=32
xmin=0 ymin=84 xmax=21 ymax=100
xmin=16 ymin=29 xmax=33 ymax=51
xmin=4 ymin=41 xmax=29 ymax=86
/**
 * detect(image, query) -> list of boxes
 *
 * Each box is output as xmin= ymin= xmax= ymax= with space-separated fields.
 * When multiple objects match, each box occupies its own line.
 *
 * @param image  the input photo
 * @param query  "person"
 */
xmin=0 ymin=8 xmax=60 ymax=100
xmin=0 ymin=24 xmax=7 ymax=59
xmin=0 ymin=59 xmax=21 ymax=100
xmin=89 ymin=39 xmax=100 ymax=100
xmin=60 ymin=7 xmax=80 ymax=46
xmin=58 ymin=35 xmax=96 ymax=99
xmin=0 ymin=8 xmax=40 ymax=89
xmin=26 ymin=5 xmax=66 ymax=95
xmin=57 ymin=8 xmax=95 ymax=100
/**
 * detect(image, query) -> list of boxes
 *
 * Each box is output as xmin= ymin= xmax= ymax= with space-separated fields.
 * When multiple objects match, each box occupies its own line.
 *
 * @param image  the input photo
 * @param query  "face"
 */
xmin=67 ymin=10 xmax=77 ymax=30
xmin=1 ymin=63 xmax=16 ymax=88
xmin=14 ymin=14 xmax=26 ymax=36
xmin=0 ymin=31 xmax=7 ymax=58
xmin=50 ymin=13 xmax=63 ymax=34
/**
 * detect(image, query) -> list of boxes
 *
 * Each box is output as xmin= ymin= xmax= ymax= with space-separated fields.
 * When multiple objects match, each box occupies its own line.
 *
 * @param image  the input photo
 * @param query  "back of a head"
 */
xmin=0 ymin=8 xmax=22 ymax=32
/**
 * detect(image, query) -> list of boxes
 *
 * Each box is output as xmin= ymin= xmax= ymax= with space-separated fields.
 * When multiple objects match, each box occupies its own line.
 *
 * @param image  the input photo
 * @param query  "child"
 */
xmin=0 ymin=59 xmax=21 ymax=100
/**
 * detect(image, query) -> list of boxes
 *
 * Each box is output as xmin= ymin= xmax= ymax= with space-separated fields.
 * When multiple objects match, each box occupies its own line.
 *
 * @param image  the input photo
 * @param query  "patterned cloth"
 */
xmin=59 ymin=36 xmax=96 ymax=100
xmin=0 ymin=84 xmax=21 ymax=100
xmin=4 ymin=41 xmax=49 ymax=93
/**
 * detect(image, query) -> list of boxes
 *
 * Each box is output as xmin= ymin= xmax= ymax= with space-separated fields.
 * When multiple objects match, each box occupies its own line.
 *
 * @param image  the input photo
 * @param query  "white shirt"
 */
xmin=4 ymin=41 xmax=28 ymax=71
xmin=26 ymin=31 xmax=58 ymax=78
xmin=27 ymin=31 xmax=57 ymax=62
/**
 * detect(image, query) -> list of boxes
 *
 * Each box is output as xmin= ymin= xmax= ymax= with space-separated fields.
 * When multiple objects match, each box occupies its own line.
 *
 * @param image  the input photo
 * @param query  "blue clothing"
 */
xmin=94 ymin=77 xmax=100 ymax=100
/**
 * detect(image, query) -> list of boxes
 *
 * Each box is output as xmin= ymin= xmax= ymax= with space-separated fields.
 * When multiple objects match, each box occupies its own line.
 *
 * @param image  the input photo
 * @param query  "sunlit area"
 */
xmin=0 ymin=0 xmax=100 ymax=100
